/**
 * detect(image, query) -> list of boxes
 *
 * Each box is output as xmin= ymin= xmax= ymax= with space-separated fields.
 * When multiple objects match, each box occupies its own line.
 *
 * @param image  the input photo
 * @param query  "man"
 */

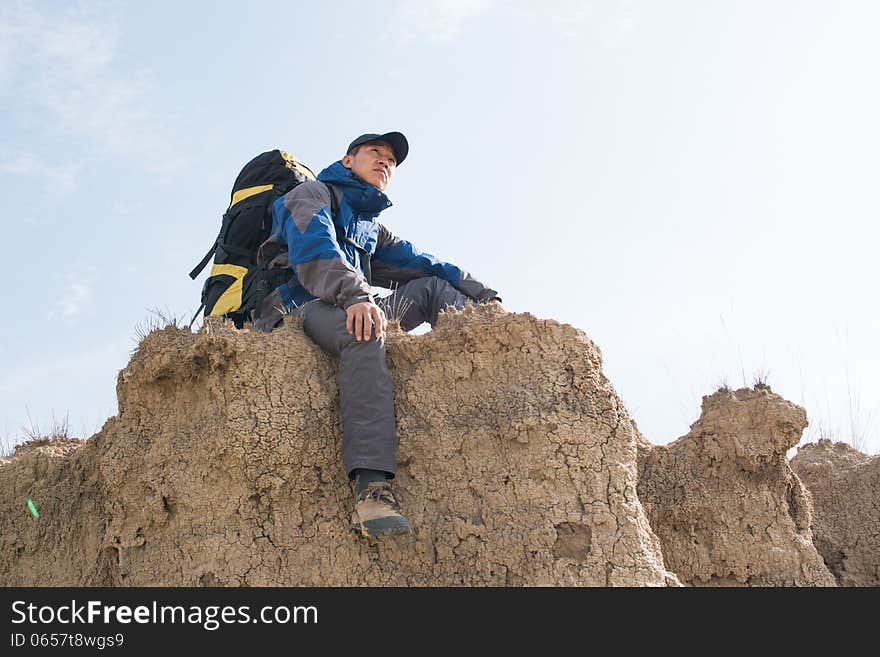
xmin=255 ymin=131 xmax=502 ymax=537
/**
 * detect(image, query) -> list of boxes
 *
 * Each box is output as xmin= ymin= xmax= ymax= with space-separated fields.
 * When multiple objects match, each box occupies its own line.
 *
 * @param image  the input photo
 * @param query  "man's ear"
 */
xmin=341 ymin=154 xmax=353 ymax=169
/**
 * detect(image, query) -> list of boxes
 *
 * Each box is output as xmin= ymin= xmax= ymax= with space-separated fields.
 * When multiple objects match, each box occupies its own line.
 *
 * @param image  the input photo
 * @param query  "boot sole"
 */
xmin=351 ymin=517 xmax=412 ymax=538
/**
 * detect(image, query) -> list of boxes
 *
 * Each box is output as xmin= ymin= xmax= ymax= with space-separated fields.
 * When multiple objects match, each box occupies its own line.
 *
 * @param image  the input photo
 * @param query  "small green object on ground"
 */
xmin=27 ymin=498 xmax=39 ymax=518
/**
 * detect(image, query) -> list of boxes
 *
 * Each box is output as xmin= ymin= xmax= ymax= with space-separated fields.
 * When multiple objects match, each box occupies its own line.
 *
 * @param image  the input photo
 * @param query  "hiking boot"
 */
xmin=350 ymin=481 xmax=412 ymax=537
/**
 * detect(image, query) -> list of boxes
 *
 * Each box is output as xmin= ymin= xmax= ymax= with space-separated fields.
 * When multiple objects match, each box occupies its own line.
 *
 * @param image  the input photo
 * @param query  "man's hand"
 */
xmin=489 ymin=298 xmax=507 ymax=313
xmin=346 ymin=301 xmax=388 ymax=341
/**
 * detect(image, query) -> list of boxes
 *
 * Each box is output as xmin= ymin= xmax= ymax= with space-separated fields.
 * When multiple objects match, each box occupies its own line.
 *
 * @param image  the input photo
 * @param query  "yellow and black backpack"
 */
xmin=189 ymin=150 xmax=318 ymax=328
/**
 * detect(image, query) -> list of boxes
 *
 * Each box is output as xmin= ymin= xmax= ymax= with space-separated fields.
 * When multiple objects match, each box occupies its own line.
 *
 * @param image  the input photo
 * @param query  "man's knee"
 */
xmin=425 ymin=276 xmax=471 ymax=307
xmin=407 ymin=275 xmax=457 ymax=299
xmin=303 ymin=301 xmax=387 ymax=353
xmin=302 ymin=302 xmax=347 ymax=347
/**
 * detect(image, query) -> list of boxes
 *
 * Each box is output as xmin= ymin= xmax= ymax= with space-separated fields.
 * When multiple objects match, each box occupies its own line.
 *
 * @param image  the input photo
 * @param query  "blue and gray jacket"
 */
xmin=258 ymin=160 xmax=499 ymax=310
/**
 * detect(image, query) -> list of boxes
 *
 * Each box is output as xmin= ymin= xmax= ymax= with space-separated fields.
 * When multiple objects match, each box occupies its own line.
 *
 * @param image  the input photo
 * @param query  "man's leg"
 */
xmin=300 ymin=300 xmax=397 ymax=477
xmin=300 ymin=300 xmax=410 ymax=537
xmin=381 ymin=276 xmax=475 ymax=331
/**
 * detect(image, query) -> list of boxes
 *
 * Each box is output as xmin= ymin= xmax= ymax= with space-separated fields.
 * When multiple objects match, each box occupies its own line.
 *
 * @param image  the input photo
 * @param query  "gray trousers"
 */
xmin=301 ymin=276 xmax=473 ymax=478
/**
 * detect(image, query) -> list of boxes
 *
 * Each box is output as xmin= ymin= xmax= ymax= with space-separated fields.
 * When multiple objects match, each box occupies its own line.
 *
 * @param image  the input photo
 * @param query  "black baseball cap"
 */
xmin=346 ymin=131 xmax=409 ymax=166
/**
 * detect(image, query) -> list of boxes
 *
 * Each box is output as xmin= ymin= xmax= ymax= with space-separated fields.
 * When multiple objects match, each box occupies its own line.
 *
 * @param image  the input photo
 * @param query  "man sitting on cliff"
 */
xmin=254 ymin=131 xmax=503 ymax=537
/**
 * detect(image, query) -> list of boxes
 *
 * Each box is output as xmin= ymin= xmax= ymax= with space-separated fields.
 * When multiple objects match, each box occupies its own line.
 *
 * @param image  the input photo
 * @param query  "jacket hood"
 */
xmin=317 ymin=161 xmax=393 ymax=215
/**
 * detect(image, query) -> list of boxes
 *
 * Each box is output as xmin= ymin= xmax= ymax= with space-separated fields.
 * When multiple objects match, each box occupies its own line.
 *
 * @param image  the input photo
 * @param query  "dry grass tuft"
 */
xmin=132 ymin=306 xmax=190 ymax=350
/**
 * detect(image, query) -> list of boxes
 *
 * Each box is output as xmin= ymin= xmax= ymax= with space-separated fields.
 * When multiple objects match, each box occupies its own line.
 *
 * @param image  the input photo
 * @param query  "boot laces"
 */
xmin=361 ymin=482 xmax=401 ymax=510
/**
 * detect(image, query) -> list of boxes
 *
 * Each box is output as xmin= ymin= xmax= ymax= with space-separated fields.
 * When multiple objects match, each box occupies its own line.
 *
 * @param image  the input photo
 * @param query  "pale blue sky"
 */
xmin=1 ymin=1 xmax=878 ymax=454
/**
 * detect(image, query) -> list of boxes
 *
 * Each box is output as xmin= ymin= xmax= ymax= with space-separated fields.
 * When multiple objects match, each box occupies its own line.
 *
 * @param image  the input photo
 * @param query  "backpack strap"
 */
xmin=188 ymin=302 xmax=205 ymax=329
xmin=189 ymin=241 xmax=217 ymax=280
xmin=323 ymin=182 xmax=339 ymax=218
xmin=189 ymin=228 xmax=253 ymax=280
xmin=323 ymin=182 xmax=372 ymax=286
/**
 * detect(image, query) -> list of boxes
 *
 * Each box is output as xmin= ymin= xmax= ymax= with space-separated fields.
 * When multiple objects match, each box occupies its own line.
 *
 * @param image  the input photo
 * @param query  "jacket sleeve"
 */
xmin=372 ymin=223 xmax=500 ymax=302
xmin=273 ymin=182 xmax=373 ymax=308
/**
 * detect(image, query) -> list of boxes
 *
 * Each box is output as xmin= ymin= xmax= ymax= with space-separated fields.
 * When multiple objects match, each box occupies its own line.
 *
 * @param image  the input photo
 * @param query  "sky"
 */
xmin=1 ymin=0 xmax=878 ymax=455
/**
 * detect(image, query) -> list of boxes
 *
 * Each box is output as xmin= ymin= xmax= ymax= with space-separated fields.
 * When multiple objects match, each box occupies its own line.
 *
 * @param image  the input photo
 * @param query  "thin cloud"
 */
xmin=0 ymin=154 xmax=79 ymax=191
xmin=514 ymin=0 xmax=636 ymax=44
xmin=0 ymin=155 xmax=37 ymax=175
xmin=47 ymin=282 xmax=91 ymax=321
xmin=59 ymin=283 xmax=90 ymax=319
xmin=391 ymin=0 xmax=636 ymax=47
xmin=397 ymin=0 xmax=496 ymax=43
xmin=0 ymin=3 xmax=185 ymax=181
xmin=46 ymin=267 xmax=97 ymax=322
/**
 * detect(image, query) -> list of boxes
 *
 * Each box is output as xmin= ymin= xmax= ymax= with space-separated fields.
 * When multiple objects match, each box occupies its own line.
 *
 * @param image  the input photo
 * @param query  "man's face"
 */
xmin=342 ymin=141 xmax=397 ymax=191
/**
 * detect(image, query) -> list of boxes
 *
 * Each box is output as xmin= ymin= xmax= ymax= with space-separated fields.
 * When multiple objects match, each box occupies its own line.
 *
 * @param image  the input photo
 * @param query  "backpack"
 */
xmin=189 ymin=150 xmax=320 ymax=328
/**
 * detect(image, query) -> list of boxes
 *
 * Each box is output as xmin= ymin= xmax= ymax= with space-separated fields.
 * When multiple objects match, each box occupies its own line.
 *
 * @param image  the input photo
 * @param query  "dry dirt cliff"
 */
xmin=636 ymin=386 xmax=835 ymax=586
xmin=0 ymin=307 xmax=870 ymax=586
xmin=791 ymin=440 xmax=880 ymax=586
